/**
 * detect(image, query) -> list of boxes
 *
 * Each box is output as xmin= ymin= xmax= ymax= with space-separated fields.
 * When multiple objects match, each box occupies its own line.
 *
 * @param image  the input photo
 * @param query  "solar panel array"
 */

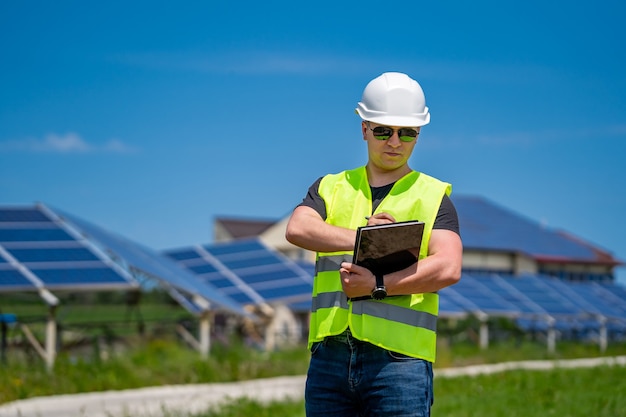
xmin=438 ymin=272 xmax=626 ymax=333
xmin=3 ymin=203 xmax=626 ymax=335
xmin=164 ymin=238 xmax=313 ymax=310
xmin=0 ymin=206 xmax=137 ymax=293
xmin=163 ymin=236 xmax=626 ymax=332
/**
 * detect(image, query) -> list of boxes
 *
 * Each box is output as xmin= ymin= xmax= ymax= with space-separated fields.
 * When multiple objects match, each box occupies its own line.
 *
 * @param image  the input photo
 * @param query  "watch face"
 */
xmin=372 ymin=287 xmax=387 ymax=300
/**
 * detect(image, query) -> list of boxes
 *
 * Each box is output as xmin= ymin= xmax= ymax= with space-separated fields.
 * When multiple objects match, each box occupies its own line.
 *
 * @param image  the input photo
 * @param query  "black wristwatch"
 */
xmin=371 ymin=274 xmax=387 ymax=300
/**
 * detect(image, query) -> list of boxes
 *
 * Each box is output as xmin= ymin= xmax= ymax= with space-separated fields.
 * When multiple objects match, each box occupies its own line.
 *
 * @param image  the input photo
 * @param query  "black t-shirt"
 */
xmin=297 ymin=176 xmax=460 ymax=235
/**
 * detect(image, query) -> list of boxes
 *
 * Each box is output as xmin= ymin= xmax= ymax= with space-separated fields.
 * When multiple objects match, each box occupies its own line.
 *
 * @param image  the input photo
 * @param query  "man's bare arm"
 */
xmin=285 ymin=205 xmax=356 ymax=252
xmin=387 ymin=228 xmax=463 ymax=294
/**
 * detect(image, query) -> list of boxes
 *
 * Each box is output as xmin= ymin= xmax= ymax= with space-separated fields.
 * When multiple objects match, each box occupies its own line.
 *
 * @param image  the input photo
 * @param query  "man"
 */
xmin=285 ymin=72 xmax=463 ymax=417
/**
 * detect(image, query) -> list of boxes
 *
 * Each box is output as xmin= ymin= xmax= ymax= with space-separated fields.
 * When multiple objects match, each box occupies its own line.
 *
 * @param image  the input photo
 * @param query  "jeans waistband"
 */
xmin=325 ymin=328 xmax=366 ymax=344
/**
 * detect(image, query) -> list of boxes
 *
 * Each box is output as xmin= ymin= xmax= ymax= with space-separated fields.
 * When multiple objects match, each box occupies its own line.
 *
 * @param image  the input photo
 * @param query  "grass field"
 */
xmin=109 ymin=362 xmax=626 ymax=417
xmin=2 ymin=336 xmax=625 ymax=416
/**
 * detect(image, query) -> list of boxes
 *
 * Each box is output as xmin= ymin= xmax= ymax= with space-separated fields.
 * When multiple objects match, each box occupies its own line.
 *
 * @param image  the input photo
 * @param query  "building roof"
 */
xmin=452 ymin=195 xmax=621 ymax=266
xmin=215 ymin=217 xmax=276 ymax=239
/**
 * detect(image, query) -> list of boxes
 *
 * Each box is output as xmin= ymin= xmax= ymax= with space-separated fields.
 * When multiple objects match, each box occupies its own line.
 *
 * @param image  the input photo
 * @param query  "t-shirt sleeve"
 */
xmin=434 ymin=194 xmax=460 ymax=236
xmin=296 ymin=177 xmax=327 ymax=219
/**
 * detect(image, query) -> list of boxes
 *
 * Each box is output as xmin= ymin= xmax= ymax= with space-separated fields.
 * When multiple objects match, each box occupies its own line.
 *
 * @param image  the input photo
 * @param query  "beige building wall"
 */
xmin=260 ymin=217 xmax=316 ymax=262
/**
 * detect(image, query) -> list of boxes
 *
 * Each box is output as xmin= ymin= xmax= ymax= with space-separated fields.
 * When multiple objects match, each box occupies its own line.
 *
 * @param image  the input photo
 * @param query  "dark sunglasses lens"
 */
xmin=372 ymin=126 xmax=393 ymax=140
xmin=398 ymin=128 xmax=418 ymax=142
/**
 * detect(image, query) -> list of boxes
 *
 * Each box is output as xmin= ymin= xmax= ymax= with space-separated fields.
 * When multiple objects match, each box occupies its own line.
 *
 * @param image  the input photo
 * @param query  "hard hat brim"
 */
xmin=355 ymin=107 xmax=430 ymax=127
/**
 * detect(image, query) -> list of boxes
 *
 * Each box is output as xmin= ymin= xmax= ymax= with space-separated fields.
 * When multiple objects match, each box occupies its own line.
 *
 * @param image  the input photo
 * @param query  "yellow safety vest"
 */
xmin=309 ymin=166 xmax=451 ymax=362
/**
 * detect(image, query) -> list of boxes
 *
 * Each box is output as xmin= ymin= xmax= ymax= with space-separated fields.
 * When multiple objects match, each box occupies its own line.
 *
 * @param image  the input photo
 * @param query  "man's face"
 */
xmin=362 ymin=121 xmax=420 ymax=172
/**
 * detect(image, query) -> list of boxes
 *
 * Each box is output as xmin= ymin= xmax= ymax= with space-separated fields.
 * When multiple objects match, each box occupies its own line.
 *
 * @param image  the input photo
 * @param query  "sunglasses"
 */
xmin=367 ymin=122 xmax=419 ymax=142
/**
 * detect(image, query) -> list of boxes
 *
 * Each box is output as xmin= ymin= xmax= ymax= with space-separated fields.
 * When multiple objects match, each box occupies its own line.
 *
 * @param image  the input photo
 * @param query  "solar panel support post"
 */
xmin=38 ymin=288 xmax=59 ymax=307
xmin=546 ymin=317 xmax=556 ymax=354
xmin=19 ymin=309 xmax=57 ymax=373
xmin=20 ymin=323 xmax=47 ymax=361
xmin=45 ymin=305 xmax=57 ymax=372
xmin=199 ymin=312 xmax=211 ymax=358
xmin=175 ymin=312 xmax=211 ymax=358
xmin=0 ymin=319 xmax=7 ymax=365
xmin=477 ymin=313 xmax=489 ymax=350
xmin=176 ymin=324 xmax=201 ymax=351
xmin=598 ymin=316 xmax=608 ymax=353
xmin=34 ymin=289 xmax=59 ymax=371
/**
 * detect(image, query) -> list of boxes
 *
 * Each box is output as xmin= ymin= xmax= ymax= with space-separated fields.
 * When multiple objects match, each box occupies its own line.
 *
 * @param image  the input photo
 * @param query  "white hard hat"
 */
xmin=355 ymin=72 xmax=430 ymax=127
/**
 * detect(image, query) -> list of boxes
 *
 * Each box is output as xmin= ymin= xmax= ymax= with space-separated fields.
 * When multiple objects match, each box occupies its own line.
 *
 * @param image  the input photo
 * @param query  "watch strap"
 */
xmin=375 ymin=273 xmax=385 ymax=288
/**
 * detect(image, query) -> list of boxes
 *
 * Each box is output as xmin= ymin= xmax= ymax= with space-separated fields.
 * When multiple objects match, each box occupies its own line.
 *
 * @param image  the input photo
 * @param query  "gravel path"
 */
xmin=1 ymin=356 xmax=624 ymax=417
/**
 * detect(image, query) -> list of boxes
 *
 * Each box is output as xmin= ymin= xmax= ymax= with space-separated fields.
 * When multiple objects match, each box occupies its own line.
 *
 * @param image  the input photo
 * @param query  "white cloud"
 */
xmin=40 ymin=133 xmax=91 ymax=152
xmin=0 ymin=133 xmax=138 ymax=154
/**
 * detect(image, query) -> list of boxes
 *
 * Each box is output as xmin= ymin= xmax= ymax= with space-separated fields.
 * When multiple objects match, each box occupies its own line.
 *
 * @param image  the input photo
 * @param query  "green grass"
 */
xmin=169 ymin=365 xmax=626 ymax=417
xmin=2 ymin=337 xmax=625 ymax=406
xmin=0 ymin=337 xmax=311 ymax=404
xmin=434 ymin=365 xmax=626 ymax=417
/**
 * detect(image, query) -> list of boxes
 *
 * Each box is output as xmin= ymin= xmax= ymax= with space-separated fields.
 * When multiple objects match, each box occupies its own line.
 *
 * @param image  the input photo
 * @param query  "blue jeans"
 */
xmin=305 ymin=329 xmax=434 ymax=417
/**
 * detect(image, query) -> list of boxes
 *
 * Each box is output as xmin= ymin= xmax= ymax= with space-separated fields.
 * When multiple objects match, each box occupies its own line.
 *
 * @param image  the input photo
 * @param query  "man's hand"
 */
xmin=339 ymin=262 xmax=375 ymax=298
xmin=339 ymin=212 xmax=396 ymax=298
xmin=365 ymin=212 xmax=395 ymax=225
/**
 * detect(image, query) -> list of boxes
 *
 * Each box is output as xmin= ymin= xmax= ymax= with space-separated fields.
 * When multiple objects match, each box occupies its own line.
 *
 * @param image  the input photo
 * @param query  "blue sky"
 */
xmin=1 ymin=1 xmax=625 ymax=283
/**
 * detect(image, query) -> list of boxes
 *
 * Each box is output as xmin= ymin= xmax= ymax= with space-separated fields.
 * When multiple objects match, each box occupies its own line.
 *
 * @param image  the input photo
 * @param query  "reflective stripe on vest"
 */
xmin=308 ymin=166 xmax=451 ymax=361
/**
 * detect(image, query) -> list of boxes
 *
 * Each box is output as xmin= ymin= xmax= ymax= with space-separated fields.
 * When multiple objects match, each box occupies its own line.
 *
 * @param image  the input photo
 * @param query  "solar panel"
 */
xmin=508 ymin=273 xmax=581 ymax=316
xmin=0 ymin=205 xmax=137 ymax=292
xmin=0 ymin=208 xmax=50 ymax=222
xmin=294 ymin=260 xmax=315 ymax=277
xmin=597 ymin=282 xmax=626 ymax=304
xmin=437 ymin=289 xmax=471 ymax=317
xmin=538 ymin=277 xmax=624 ymax=320
xmin=588 ymin=282 xmax=626 ymax=318
xmin=0 ymin=267 xmax=36 ymax=290
xmin=54 ymin=207 xmax=247 ymax=316
xmin=29 ymin=267 xmax=133 ymax=287
xmin=0 ymin=227 xmax=74 ymax=242
xmin=451 ymin=274 xmax=521 ymax=315
xmin=164 ymin=238 xmax=313 ymax=309
xmin=8 ymin=247 xmax=100 ymax=262
xmin=467 ymin=273 xmax=548 ymax=316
